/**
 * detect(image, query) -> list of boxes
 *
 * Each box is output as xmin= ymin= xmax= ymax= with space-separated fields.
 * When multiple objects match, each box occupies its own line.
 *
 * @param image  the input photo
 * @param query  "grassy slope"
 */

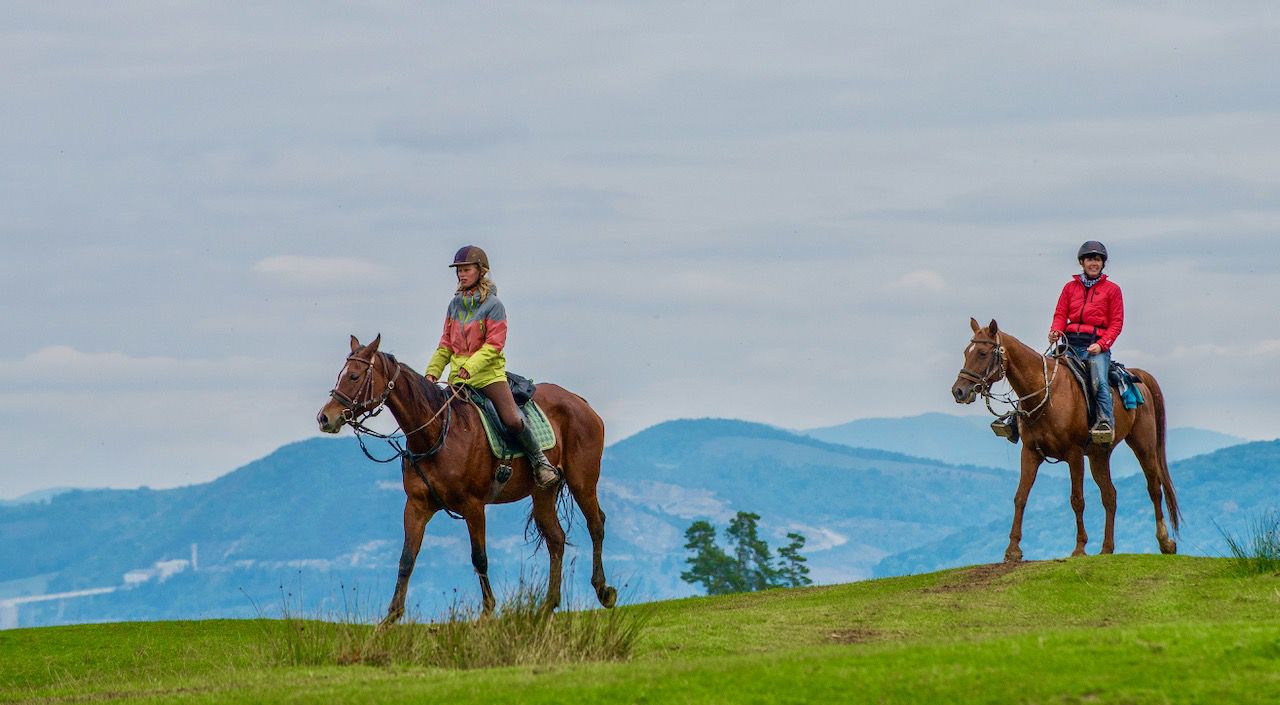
xmin=2 ymin=555 xmax=1278 ymax=704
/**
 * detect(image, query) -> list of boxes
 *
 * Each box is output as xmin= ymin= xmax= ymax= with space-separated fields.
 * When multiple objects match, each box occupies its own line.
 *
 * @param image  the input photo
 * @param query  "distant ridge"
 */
xmin=803 ymin=412 xmax=1248 ymax=475
xmin=0 ymin=416 xmax=1268 ymax=630
xmin=874 ymin=438 xmax=1280 ymax=577
xmin=610 ymin=417 xmax=983 ymax=468
xmin=0 ymin=487 xmax=81 ymax=507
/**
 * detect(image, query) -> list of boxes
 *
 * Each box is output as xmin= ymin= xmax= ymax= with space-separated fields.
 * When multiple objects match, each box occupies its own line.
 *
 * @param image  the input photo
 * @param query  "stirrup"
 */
xmin=990 ymin=415 xmax=1018 ymax=443
xmin=1090 ymin=422 xmax=1114 ymax=446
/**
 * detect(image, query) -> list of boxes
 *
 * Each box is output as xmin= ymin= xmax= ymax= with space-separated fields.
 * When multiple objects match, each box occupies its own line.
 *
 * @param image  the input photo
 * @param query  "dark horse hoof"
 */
xmin=598 ymin=585 xmax=617 ymax=609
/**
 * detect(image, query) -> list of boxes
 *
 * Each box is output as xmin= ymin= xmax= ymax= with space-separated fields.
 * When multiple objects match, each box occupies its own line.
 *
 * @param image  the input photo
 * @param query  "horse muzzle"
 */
xmin=316 ymin=402 xmax=347 ymax=434
xmin=952 ymin=381 xmax=978 ymax=404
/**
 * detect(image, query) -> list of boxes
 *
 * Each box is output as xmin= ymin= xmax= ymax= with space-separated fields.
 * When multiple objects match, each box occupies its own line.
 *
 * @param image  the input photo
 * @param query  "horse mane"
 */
xmin=377 ymin=351 xmax=465 ymax=416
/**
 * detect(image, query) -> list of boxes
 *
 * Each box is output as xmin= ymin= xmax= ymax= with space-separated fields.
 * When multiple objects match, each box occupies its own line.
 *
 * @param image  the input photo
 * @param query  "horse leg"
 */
xmin=1068 ymin=452 xmax=1088 ymax=556
xmin=462 ymin=503 xmax=496 ymax=615
xmin=1087 ymin=452 xmax=1117 ymax=554
xmin=1124 ymin=421 xmax=1177 ymax=554
xmin=1005 ymin=444 xmax=1044 ymax=563
xmin=530 ymin=490 xmax=565 ymax=611
xmin=383 ymin=497 xmax=436 ymax=625
xmin=565 ymin=472 xmax=617 ymax=608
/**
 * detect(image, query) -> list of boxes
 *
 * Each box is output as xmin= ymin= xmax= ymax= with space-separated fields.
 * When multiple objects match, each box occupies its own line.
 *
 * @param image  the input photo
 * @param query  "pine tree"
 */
xmin=775 ymin=532 xmax=813 ymax=588
xmin=725 ymin=511 xmax=775 ymax=591
xmin=680 ymin=512 xmax=810 ymax=595
xmin=680 ymin=520 xmax=737 ymax=595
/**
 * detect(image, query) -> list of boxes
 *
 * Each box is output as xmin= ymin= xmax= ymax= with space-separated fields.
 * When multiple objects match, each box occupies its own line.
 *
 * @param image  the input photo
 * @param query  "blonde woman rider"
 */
xmin=425 ymin=246 xmax=560 ymax=488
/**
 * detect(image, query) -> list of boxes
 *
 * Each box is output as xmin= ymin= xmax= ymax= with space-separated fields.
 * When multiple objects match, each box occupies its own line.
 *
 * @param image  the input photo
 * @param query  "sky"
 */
xmin=2 ymin=2 xmax=1279 ymax=498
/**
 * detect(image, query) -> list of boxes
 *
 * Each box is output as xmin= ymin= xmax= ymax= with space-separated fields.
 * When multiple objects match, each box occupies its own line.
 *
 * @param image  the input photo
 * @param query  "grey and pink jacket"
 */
xmin=425 ymin=285 xmax=508 ymax=388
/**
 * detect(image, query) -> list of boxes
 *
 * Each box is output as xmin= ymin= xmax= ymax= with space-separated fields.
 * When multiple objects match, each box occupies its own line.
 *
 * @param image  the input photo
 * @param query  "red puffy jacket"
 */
xmin=1051 ymin=274 xmax=1124 ymax=351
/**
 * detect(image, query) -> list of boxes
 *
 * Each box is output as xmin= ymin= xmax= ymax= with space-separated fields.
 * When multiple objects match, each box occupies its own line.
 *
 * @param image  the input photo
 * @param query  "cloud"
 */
xmin=784 ymin=524 xmax=849 ymax=552
xmin=0 ymin=346 xmax=277 ymax=390
xmin=253 ymin=256 xmax=394 ymax=287
xmin=891 ymin=269 xmax=946 ymax=292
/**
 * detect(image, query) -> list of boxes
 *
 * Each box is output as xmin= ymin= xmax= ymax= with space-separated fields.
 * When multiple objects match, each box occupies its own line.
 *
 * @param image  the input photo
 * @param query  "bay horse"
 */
xmin=316 ymin=335 xmax=617 ymax=622
xmin=951 ymin=319 xmax=1180 ymax=562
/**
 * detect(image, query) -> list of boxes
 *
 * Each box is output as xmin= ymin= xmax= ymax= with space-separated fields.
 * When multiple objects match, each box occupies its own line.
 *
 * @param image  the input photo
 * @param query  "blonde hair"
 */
xmin=456 ymin=270 xmax=494 ymax=302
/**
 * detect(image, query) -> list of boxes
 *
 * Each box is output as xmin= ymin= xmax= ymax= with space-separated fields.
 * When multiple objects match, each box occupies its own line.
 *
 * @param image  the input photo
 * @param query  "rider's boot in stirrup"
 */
xmin=518 ymin=424 xmax=561 ymax=489
xmin=1090 ymin=419 xmax=1114 ymax=446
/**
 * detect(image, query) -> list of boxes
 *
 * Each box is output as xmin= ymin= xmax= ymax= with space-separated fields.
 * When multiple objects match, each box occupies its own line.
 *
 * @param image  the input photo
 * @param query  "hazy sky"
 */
xmin=3 ymin=2 xmax=1279 ymax=498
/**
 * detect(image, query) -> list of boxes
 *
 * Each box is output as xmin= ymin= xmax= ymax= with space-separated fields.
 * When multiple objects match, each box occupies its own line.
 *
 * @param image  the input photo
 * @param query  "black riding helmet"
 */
xmin=1077 ymin=241 xmax=1108 ymax=262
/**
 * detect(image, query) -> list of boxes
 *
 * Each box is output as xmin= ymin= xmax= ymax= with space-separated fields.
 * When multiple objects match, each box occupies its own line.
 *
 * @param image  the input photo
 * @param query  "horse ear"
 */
xmin=970 ymin=317 xmax=980 ymax=333
xmin=369 ymin=334 xmax=381 ymax=353
xmin=989 ymin=319 xmax=1000 ymax=335
xmin=350 ymin=335 xmax=361 ymax=352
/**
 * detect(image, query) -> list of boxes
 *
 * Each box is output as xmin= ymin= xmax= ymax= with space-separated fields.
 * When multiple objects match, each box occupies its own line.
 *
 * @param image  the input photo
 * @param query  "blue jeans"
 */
xmin=1070 ymin=345 xmax=1113 ymax=426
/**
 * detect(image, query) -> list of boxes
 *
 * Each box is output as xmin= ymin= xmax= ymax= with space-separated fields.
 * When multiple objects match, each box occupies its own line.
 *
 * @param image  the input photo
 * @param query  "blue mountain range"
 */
xmin=0 ymin=414 xmax=1271 ymax=629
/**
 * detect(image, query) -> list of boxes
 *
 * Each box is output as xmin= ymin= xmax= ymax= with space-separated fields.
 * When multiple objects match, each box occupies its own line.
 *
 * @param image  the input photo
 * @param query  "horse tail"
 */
xmin=1137 ymin=369 xmax=1181 ymax=532
xmin=523 ymin=480 xmax=575 ymax=551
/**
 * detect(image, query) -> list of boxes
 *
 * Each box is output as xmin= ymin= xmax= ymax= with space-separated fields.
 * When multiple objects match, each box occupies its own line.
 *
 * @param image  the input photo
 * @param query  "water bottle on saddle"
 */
xmin=1047 ymin=241 xmax=1123 ymax=446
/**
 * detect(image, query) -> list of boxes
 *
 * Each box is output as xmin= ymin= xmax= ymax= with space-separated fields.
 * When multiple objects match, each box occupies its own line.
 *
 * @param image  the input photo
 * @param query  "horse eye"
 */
xmin=978 ymin=351 xmax=988 ymax=357
xmin=348 ymin=373 xmax=360 ymax=381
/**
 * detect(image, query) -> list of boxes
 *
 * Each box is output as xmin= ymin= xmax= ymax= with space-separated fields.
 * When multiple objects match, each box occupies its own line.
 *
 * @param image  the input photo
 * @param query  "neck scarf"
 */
xmin=1081 ymin=273 xmax=1101 ymax=288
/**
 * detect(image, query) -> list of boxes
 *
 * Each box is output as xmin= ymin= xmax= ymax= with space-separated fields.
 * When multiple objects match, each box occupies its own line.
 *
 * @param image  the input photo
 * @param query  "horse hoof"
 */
xmin=1071 ymin=548 xmax=1086 ymax=557
xmin=1160 ymin=540 xmax=1177 ymax=555
xmin=598 ymin=585 xmax=617 ymax=609
xmin=1004 ymin=548 xmax=1022 ymax=563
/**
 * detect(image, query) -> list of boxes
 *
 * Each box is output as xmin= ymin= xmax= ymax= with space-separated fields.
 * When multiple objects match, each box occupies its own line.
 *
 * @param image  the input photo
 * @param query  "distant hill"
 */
xmin=803 ymin=412 xmax=1249 ymax=476
xmin=0 ymin=488 xmax=79 ymax=507
xmin=1 ymin=417 xmax=1271 ymax=629
xmin=875 ymin=439 xmax=1280 ymax=576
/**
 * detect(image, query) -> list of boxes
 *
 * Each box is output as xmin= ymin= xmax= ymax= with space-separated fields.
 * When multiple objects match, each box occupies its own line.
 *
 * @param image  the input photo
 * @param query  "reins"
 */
xmin=959 ymin=333 xmax=1067 ymax=464
xmin=960 ymin=332 xmax=1060 ymax=422
xmin=329 ymin=350 xmax=468 ymax=519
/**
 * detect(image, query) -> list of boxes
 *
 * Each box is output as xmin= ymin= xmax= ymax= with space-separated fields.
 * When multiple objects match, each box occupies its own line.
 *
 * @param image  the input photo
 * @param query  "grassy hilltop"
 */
xmin=2 ymin=555 xmax=1278 ymax=704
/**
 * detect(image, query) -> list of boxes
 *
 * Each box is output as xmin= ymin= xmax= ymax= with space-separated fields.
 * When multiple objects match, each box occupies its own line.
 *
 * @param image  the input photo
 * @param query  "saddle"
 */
xmin=465 ymin=373 xmax=557 ymax=460
xmin=1054 ymin=350 xmax=1145 ymax=427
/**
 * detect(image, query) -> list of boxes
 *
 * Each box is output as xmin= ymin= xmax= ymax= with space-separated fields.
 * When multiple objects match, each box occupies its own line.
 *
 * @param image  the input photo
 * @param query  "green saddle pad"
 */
xmin=473 ymin=400 xmax=557 ymax=460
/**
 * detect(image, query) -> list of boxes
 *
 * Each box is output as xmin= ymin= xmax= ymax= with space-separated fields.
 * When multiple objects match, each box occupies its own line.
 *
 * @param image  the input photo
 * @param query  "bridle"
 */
xmin=957 ymin=334 xmax=1006 ymax=392
xmin=329 ymin=348 xmax=469 ymax=521
xmin=328 ymin=350 xmax=456 ymax=461
xmin=330 ymin=351 xmax=402 ymax=426
xmin=958 ymin=333 xmax=1059 ymax=421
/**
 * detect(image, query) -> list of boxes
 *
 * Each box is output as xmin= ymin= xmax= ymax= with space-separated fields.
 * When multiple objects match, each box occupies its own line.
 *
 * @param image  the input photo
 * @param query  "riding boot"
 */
xmin=518 ymin=423 xmax=561 ymax=489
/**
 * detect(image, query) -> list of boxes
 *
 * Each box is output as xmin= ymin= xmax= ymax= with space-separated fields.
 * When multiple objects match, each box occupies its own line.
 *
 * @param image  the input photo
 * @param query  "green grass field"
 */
xmin=3 ymin=555 xmax=1278 ymax=704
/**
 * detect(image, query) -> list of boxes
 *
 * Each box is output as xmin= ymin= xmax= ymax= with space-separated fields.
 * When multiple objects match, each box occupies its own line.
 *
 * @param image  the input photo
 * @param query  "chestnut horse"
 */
xmin=951 ymin=319 xmax=1180 ymax=562
xmin=316 ymin=335 xmax=617 ymax=622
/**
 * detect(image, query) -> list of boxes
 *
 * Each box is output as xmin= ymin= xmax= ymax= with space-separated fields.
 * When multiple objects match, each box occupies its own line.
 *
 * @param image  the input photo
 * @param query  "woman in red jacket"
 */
xmin=1048 ymin=241 xmax=1124 ymax=443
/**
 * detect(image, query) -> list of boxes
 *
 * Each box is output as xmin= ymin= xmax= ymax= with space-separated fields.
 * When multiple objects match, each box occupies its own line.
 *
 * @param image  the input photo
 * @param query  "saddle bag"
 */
xmin=508 ymin=373 xmax=536 ymax=406
xmin=1110 ymin=363 xmax=1145 ymax=410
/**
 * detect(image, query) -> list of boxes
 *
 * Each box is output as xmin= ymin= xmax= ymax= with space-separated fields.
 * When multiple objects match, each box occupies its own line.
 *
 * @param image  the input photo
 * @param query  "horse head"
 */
xmin=952 ymin=318 xmax=1006 ymax=404
xmin=316 ymin=334 xmax=388 ymax=433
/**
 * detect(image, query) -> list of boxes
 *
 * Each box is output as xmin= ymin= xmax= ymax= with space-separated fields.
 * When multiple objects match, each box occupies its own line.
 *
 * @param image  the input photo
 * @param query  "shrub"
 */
xmin=258 ymin=579 xmax=644 ymax=670
xmin=1218 ymin=510 xmax=1280 ymax=576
